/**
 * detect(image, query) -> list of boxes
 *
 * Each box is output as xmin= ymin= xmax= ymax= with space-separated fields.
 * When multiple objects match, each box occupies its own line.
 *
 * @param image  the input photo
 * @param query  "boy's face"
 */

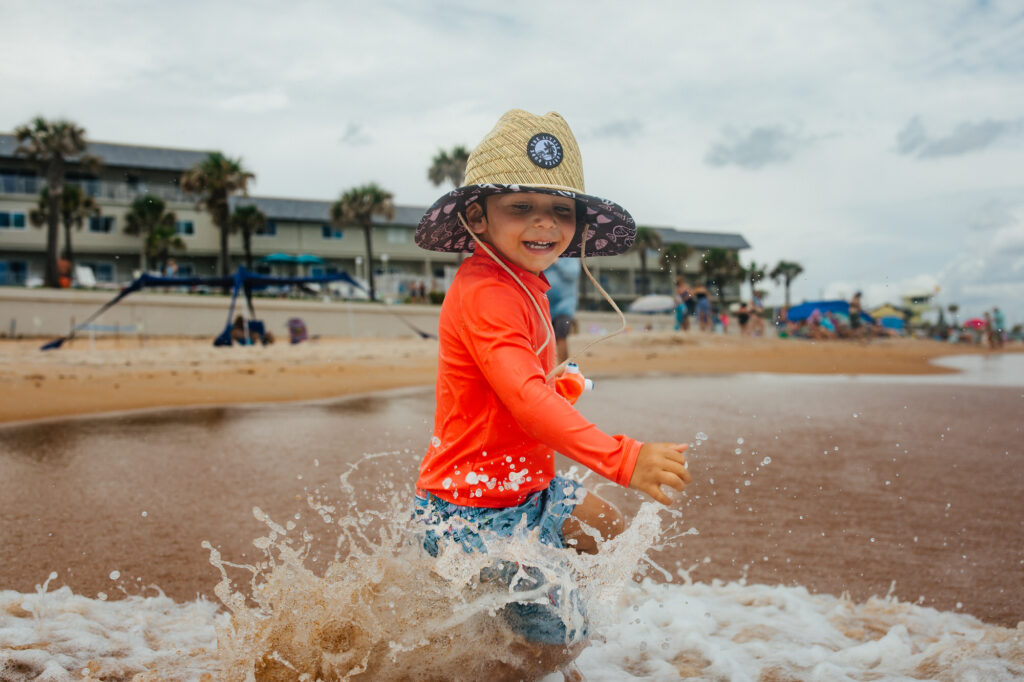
xmin=466 ymin=193 xmax=577 ymax=275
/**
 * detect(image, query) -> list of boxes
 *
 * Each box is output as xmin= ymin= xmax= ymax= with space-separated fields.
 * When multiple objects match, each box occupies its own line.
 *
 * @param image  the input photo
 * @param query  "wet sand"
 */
xmin=1 ymin=344 xmax=1021 ymax=629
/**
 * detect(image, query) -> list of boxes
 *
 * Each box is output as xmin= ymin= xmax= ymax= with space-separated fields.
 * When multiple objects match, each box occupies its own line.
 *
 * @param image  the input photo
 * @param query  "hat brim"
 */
xmin=415 ymin=184 xmax=636 ymax=258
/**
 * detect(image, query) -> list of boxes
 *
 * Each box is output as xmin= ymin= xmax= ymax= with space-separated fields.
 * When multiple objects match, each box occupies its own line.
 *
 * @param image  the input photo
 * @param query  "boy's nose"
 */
xmin=534 ymin=208 xmax=560 ymax=228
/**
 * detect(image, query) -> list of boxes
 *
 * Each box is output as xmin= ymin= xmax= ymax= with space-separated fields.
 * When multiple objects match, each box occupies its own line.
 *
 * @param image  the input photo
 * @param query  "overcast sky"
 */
xmin=4 ymin=0 xmax=1023 ymax=323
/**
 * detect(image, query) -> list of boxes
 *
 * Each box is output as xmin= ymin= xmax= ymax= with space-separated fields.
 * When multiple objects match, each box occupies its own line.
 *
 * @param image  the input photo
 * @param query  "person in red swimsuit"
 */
xmin=413 ymin=110 xmax=692 ymax=649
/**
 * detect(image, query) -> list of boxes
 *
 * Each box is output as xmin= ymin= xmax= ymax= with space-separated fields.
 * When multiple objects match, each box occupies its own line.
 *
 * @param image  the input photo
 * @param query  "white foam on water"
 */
xmin=0 ymin=575 xmax=222 ymax=681
xmin=2 ymin=572 xmax=1021 ymax=680
xmin=2 ymin=454 xmax=1022 ymax=680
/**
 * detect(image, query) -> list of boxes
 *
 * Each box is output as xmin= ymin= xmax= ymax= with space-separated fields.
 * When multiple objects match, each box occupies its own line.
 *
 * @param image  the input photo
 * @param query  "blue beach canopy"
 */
xmin=786 ymin=299 xmax=875 ymax=324
xmin=40 ymin=267 xmax=362 ymax=350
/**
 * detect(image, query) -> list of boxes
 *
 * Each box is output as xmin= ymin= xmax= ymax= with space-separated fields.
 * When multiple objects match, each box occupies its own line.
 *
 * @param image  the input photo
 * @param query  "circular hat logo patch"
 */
xmin=526 ymin=133 xmax=563 ymax=169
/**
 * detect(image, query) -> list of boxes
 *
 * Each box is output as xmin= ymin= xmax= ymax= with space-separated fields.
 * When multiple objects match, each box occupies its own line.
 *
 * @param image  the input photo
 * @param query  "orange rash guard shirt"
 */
xmin=417 ymin=253 xmax=641 ymax=508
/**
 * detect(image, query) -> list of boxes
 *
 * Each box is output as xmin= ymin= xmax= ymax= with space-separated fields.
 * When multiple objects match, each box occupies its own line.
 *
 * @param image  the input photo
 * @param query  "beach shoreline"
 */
xmin=0 ymin=333 xmax=1014 ymax=424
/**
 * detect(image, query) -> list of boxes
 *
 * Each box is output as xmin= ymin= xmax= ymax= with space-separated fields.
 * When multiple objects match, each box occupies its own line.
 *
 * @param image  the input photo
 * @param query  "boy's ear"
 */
xmin=464 ymin=202 xmax=487 ymax=234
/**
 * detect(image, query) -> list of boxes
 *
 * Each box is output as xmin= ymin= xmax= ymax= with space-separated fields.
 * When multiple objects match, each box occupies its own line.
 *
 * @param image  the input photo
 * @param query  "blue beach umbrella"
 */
xmin=260 ymin=253 xmax=296 ymax=263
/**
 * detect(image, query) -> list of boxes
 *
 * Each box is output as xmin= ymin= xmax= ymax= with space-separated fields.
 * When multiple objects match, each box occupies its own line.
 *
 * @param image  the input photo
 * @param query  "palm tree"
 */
xmin=770 ymin=260 xmax=804 ymax=308
xmin=744 ymin=260 xmax=767 ymax=300
xmin=124 ymin=195 xmax=177 ymax=273
xmin=427 ymin=146 xmax=470 ymax=187
xmin=947 ymin=303 xmax=959 ymax=327
xmin=146 ymin=222 xmax=186 ymax=277
xmin=659 ymin=242 xmax=693 ymax=281
xmin=29 ymin=185 xmax=100 ymax=272
xmin=629 ymin=227 xmax=663 ymax=295
xmin=180 ymin=152 xmax=254 ymax=280
xmin=229 ymin=205 xmax=268 ymax=270
xmin=331 ymin=183 xmax=395 ymax=301
xmin=700 ymin=248 xmax=745 ymax=305
xmin=13 ymin=117 xmax=101 ymax=287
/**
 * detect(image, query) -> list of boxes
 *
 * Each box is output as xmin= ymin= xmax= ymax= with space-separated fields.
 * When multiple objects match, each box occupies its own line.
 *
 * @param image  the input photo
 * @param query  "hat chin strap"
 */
xmin=457 ymin=213 xmax=627 ymax=381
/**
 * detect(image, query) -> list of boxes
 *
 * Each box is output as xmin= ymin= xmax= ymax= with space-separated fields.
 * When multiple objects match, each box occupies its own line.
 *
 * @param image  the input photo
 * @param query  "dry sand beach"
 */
xmin=0 ymin=333 xmax=1000 ymax=424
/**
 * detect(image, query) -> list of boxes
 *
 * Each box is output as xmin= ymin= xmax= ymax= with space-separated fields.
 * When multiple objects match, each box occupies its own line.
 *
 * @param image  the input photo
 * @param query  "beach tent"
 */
xmin=786 ymin=299 xmax=874 ymax=324
xmin=879 ymin=316 xmax=905 ymax=331
xmin=628 ymin=294 xmax=677 ymax=314
xmin=40 ymin=267 xmax=363 ymax=351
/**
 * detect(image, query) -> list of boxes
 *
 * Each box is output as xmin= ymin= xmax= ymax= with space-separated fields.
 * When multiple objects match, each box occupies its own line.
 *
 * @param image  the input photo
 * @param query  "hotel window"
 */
xmin=80 ymin=262 xmax=115 ymax=282
xmin=175 ymin=220 xmax=194 ymax=236
xmin=0 ymin=211 xmax=27 ymax=229
xmin=0 ymin=260 xmax=28 ymax=285
xmin=88 ymin=216 xmax=115 ymax=233
xmin=0 ymin=173 xmax=36 ymax=194
xmin=386 ymin=227 xmax=409 ymax=244
xmin=321 ymin=224 xmax=343 ymax=239
xmin=259 ymin=220 xmax=277 ymax=237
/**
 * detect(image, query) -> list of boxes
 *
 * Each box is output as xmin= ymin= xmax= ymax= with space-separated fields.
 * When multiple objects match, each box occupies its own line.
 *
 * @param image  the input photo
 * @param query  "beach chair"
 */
xmin=287 ymin=318 xmax=308 ymax=345
xmin=248 ymin=319 xmax=267 ymax=345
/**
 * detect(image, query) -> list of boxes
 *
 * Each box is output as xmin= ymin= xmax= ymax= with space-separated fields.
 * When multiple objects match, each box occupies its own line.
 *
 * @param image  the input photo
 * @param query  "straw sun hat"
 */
xmin=415 ymin=109 xmax=636 ymax=258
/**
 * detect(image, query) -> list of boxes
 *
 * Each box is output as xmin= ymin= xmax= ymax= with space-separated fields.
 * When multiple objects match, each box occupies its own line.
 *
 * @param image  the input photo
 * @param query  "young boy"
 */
xmin=413 ymin=109 xmax=691 ymax=643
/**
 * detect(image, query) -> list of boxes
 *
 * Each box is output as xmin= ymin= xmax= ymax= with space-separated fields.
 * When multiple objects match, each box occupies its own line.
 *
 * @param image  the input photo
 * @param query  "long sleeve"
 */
xmin=459 ymin=280 xmax=640 ymax=487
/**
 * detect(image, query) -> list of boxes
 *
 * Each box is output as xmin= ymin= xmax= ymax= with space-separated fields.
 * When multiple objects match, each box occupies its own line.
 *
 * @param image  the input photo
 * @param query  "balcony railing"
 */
xmin=0 ymin=173 xmax=195 ymax=204
xmin=0 ymin=174 xmax=39 ymax=195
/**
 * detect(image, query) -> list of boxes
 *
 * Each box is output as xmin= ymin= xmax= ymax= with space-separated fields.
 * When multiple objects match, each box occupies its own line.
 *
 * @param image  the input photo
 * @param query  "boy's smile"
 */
xmin=466 ymin=193 xmax=577 ymax=275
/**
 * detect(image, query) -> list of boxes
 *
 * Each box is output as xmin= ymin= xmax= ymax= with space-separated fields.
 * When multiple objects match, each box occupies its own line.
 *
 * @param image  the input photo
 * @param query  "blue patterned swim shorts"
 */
xmin=414 ymin=476 xmax=588 ymax=645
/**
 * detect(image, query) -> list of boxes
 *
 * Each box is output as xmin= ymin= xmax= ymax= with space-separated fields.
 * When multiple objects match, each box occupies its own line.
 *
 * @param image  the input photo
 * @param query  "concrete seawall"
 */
xmin=1 ymin=288 xmax=674 ymax=340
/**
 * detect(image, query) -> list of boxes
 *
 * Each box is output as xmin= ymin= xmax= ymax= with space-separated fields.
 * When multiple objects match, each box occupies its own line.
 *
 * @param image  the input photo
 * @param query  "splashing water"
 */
xmin=199 ymin=453 xmax=666 ymax=681
xmin=2 ymin=452 xmax=1022 ymax=680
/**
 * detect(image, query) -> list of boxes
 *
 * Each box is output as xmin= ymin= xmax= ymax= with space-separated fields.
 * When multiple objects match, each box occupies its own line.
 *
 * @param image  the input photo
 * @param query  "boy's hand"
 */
xmin=629 ymin=443 xmax=691 ymax=505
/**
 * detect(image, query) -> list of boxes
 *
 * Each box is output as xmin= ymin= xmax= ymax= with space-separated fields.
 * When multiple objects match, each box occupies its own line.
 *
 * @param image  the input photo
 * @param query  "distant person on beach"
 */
xmin=412 ymin=109 xmax=691 ymax=656
xmin=674 ymin=278 xmax=693 ymax=331
xmin=736 ymin=301 xmax=750 ymax=335
xmin=544 ymin=258 xmax=581 ymax=364
xmin=694 ymin=284 xmax=712 ymax=331
xmin=849 ymin=291 xmax=863 ymax=338
xmin=984 ymin=311 xmax=996 ymax=349
xmin=993 ymin=307 xmax=1005 ymax=349
xmin=750 ymin=290 xmax=765 ymax=337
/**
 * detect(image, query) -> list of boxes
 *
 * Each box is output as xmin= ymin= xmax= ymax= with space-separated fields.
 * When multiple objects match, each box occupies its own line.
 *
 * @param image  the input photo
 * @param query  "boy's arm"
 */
xmin=461 ymin=282 xmax=641 ymax=486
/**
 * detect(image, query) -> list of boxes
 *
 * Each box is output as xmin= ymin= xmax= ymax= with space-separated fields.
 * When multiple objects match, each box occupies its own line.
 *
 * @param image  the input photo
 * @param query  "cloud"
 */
xmin=895 ymin=116 xmax=1024 ymax=158
xmin=819 ymin=199 xmax=1024 ymax=323
xmin=339 ymin=123 xmax=372 ymax=147
xmin=704 ymin=126 xmax=814 ymax=169
xmin=590 ymin=119 xmax=644 ymax=140
xmin=823 ymin=275 xmax=940 ymax=312
xmin=968 ymin=197 xmax=1019 ymax=231
xmin=217 ymin=91 xmax=289 ymax=113
xmin=936 ymin=202 xmax=1024 ymax=319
